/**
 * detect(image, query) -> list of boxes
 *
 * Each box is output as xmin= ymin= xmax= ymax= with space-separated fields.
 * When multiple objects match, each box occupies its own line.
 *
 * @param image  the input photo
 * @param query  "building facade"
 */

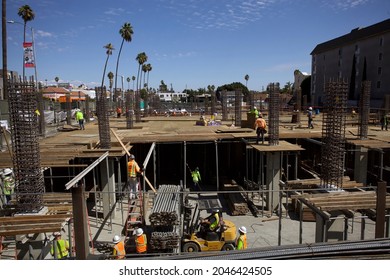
xmin=311 ymin=18 xmax=390 ymax=108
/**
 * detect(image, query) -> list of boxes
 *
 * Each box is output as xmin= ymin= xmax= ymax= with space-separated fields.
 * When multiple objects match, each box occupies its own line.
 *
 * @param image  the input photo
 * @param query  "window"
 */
xmin=378 ymin=67 xmax=382 ymax=75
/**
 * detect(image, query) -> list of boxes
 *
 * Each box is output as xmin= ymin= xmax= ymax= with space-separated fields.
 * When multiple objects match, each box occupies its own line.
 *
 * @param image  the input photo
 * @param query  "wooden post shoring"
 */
xmin=375 ymin=181 xmax=386 ymax=238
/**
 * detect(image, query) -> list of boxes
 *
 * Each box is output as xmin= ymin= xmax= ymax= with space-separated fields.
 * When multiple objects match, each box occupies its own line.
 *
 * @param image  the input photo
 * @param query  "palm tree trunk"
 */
xmin=101 ymin=55 xmax=110 ymax=97
xmin=2 ymin=0 xmax=8 ymax=99
xmin=114 ymin=39 xmax=124 ymax=104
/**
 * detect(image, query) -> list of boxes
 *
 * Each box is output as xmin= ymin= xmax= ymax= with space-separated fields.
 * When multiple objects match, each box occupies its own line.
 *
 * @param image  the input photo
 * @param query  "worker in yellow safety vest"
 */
xmin=1 ymin=168 xmax=15 ymax=204
xmin=50 ymin=232 xmax=70 ymax=259
xmin=134 ymin=228 xmax=147 ymax=254
xmin=112 ymin=235 xmax=126 ymax=259
xmin=200 ymin=209 xmax=223 ymax=232
xmin=236 ymin=226 xmax=247 ymax=250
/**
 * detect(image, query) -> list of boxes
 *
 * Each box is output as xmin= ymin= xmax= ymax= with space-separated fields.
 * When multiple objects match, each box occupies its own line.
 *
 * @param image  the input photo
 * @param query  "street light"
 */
xmin=7 ymin=20 xmax=38 ymax=89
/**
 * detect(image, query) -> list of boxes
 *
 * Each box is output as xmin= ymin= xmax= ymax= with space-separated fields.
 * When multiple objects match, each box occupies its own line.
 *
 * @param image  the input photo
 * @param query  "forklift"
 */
xmin=181 ymin=200 xmax=237 ymax=252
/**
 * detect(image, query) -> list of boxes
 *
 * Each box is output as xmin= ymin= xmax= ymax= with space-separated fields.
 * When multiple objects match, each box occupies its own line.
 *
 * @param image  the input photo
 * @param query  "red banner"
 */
xmin=23 ymin=42 xmax=35 ymax=68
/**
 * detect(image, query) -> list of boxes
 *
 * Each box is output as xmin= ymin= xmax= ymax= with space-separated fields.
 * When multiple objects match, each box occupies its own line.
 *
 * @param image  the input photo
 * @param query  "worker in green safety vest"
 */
xmin=50 ymin=232 xmax=70 ymax=259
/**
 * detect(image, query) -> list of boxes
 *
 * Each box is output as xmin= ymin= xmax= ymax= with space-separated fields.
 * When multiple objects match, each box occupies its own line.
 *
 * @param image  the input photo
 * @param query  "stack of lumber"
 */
xmin=223 ymin=184 xmax=249 ymax=216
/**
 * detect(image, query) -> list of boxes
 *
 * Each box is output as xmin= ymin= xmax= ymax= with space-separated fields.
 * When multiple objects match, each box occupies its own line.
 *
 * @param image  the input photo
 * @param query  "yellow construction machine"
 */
xmin=181 ymin=203 xmax=237 ymax=252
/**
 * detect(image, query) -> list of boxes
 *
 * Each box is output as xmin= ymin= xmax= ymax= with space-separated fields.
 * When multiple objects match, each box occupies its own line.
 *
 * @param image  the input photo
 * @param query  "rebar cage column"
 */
xmin=8 ymin=80 xmax=44 ymax=212
xmin=268 ymin=83 xmax=280 ymax=146
xmin=321 ymin=80 xmax=348 ymax=189
xmin=358 ymin=80 xmax=371 ymax=139
xmin=95 ymin=86 xmax=111 ymax=149
xmin=234 ymin=90 xmax=242 ymax=127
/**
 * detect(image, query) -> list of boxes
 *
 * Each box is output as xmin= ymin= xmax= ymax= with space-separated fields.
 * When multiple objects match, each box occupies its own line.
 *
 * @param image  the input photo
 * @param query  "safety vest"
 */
xmin=113 ymin=241 xmax=126 ymax=259
xmin=135 ymin=234 xmax=147 ymax=253
xmin=3 ymin=177 xmax=15 ymax=195
xmin=254 ymin=118 xmax=266 ymax=129
xmin=191 ymin=170 xmax=201 ymax=183
xmin=50 ymin=239 xmax=69 ymax=259
xmin=236 ymin=234 xmax=247 ymax=250
xmin=76 ymin=111 xmax=84 ymax=121
xmin=209 ymin=213 xmax=219 ymax=231
xmin=128 ymin=160 xmax=140 ymax=178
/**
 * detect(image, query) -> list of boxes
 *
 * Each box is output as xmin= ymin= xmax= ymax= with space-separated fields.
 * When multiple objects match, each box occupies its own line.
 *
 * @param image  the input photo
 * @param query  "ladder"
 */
xmin=124 ymin=182 xmax=144 ymax=251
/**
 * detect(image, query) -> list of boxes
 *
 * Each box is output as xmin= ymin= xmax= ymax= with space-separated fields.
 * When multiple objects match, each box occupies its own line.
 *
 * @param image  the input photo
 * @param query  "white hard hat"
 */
xmin=112 ymin=235 xmax=121 ymax=244
xmin=308 ymin=107 xmax=312 ymax=110
xmin=53 ymin=232 xmax=62 ymax=236
xmin=134 ymin=228 xmax=143 ymax=236
xmin=239 ymin=226 xmax=247 ymax=234
xmin=253 ymin=106 xmax=257 ymax=110
xmin=3 ymin=168 xmax=12 ymax=176
xmin=129 ymin=154 xmax=135 ymax=160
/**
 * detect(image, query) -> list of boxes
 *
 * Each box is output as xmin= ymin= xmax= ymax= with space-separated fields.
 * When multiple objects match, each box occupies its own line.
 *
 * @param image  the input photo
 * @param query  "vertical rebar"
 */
xmin=8 ymin=79 xmax=44 ymax=212
xmin=66 ymin=92 xmax=71 ymax=125
xmin=358 ymin=80 xmax=371 ymax=139
xmin=95 ymin=86 xmax=111 ymax=149
xmin=321 ymin=79 xmax=347 ymax=189
xmin=135 ymin=90 xmax=141 ymax=122
xmin=126 ymin=91 xmax=134 ymax=129
xmin=221 ymin=90 xmax=228 ymax=121
xmin=268 ymin=83 xmax=280 ymax=146
xmin=234 ymin=89 xmax=242 ymax=127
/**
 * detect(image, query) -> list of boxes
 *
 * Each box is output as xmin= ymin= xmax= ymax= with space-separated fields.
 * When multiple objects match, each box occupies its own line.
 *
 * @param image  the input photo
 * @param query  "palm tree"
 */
xmin=114 ymin=22 xmax=133 ymax=102
xmin=18 ymin=5 xmax=35 ymax=79
xmin=135 ymin=52 xmax=147 ymax=121
xmin=244 ymin=74 xmax=249 ymax=88
xmin=146 ymin=63 xmax=152 ymax=89
xmin=2 ymin=0 xmax=8 ymax=99
xmin=55 ymin=76 xmax=59 ymax=86
xmin=132 ymin=76 xmax=136 ymax=91
xmin=101 ymin=43 xmax=114 ymax=92
xmin=108 ymin=71 xmax=114 ymax=102
xmin=126 ymin=77 xmax=131 ymax=90
xmin=142 ymin=64 xmax=148 ymax=88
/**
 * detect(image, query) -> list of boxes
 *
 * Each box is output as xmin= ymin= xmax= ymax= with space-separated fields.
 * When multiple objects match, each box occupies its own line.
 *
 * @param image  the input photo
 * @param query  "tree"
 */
xmin=244 ymin=74 xmax=249 ymax=88
xmin=115 ymin=22 xmax=133 ymax=102
xmin=126 ymin=77 xmax=131 ymax=90
xmin=135 ymin=52 xmax=148 ymax=93
xmin=108 ymin=71 xmax=114 ymax=101
xmin=2 ymin=0 xmax=8 ymax=99
xmin=18 ymin=4 xmax=35 ymax=79
xmin=146 ymin=63 xmax=152 ymax=88
xmin=132 ymin=76 xmax=136 ymax=91
xmin=55 ymin=76 xmax=59 ymax=86
xmin=101 ymin=43 xmax=114 ymax=91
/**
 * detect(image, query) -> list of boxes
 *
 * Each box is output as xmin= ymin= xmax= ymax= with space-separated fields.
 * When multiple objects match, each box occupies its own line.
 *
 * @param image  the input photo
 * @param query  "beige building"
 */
xmin=310 ymin=18 xmax=390 ymax=108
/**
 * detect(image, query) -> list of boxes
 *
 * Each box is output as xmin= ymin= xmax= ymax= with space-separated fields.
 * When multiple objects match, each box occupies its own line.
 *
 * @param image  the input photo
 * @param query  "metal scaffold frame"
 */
xmin=234 ymin=90 xmax=242 ymax=127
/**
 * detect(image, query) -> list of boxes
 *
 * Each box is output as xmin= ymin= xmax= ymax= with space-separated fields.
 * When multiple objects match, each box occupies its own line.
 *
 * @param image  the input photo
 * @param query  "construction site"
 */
xmin=0 ymin=80 xmax=390 ymax=260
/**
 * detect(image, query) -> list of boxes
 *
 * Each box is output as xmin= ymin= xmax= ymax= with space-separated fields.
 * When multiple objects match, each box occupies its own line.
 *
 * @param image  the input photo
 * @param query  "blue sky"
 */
xmin=5 ymin=0 xmax=390 ymax=92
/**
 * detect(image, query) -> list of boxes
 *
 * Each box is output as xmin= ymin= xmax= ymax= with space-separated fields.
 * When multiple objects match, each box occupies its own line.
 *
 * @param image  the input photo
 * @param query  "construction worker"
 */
xmin=134 ymin=228 xmax=147 ymax=254
xmin=75 ymin=109 xmax=85 ymax=130
xmin=127 ymin=154 xmax=143 ymax=199
xmin=307 ymin=107 xmax=314 ymax=129
xmin=112 ymin=235 xmax=126 ymax=259
xmin=191 ymin=167 xmax=202 ymax=191
xmin=254 ymin=113 xmax=267 ymax=144
xmin=200 ymin=209 xmax=223 ymax=232
xmin=236 ymin=226 xmax=247 ymax=250
xmin=50 ymin=232 xmax=70 ymax=259
xmin=116 ymin=107 xmax=122 ymax=118
xmin=1 ymin=168 xmax=15 ymax=204
xmin=250 ymin=106 xmax=259 ymax=118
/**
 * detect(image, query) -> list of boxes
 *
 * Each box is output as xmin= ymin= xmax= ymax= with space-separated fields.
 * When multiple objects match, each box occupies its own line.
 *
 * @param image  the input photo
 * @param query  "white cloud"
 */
xmin=104 ymin=8 xmax=125 ymax=16
xmin=322 ymin=0 xmax=370 ymax=10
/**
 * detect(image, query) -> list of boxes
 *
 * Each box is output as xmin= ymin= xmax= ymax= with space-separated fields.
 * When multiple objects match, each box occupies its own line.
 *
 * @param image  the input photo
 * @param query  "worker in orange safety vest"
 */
xmin=112 ymin=235 xmax=126 ymax=259
xmin=134 ymin=228 xmax=147 ymax=254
